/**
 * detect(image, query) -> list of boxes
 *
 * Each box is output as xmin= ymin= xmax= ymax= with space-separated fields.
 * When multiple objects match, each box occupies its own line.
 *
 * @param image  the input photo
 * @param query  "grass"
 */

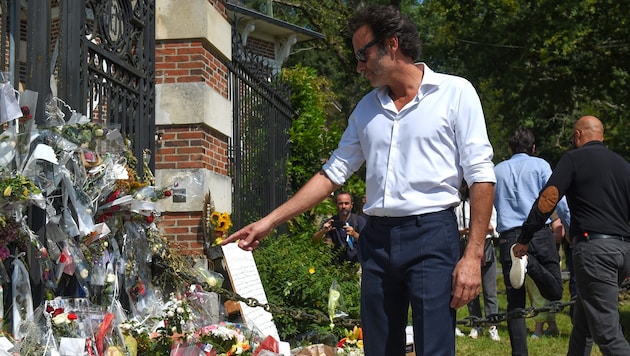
xmin=454 ymin=272 xmax=630 ymax=355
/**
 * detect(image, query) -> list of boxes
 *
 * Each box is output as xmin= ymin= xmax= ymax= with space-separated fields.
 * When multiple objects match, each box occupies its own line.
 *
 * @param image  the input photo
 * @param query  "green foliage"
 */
xmin=280 ymin=65 xmax=343 ymax=191
xmin=253 ymin=231 xmax=362 ymax=343
xmin=280 ymin=65 xmax=366 ymax=234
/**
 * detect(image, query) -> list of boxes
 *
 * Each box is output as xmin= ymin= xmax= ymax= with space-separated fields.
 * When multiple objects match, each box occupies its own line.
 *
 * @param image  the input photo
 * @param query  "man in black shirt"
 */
xmin=512 ymin=116 xmax=630 ymax=355
xmin=313 ymin=191 xmax=367 ymax=263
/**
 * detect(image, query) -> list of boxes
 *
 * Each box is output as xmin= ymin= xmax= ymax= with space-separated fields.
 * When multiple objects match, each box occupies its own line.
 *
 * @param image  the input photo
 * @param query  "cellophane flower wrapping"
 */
xmin=0 ymin=97 xmax=286 ymax=356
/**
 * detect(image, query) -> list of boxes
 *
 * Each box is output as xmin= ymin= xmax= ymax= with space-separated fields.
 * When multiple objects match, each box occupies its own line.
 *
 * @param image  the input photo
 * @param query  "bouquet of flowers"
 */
xmin=336 ymin=326 xmax=363 ymax=356
xmin=209 ymin=212 xmax=232 ymax=246
xmin=192 ymin=322 xmax=256 ymax=356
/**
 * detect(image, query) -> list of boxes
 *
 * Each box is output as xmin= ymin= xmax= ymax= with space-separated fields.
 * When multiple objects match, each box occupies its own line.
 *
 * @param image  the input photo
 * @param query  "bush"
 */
xmin=253 ymin=230 xmax=361 ymax=345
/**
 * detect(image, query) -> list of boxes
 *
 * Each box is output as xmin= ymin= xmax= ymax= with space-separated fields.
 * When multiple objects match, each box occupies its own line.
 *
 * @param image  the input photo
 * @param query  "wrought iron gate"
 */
xmin=228 ymin=23 xmax=294 ymax=231
xmin=0 ymin=0 xmax=155 ymax=178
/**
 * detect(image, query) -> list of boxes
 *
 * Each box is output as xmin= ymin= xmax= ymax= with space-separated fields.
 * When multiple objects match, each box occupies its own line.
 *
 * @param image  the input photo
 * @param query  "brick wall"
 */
xmin=246 ymin=37 xmax=275 ymax=59
xmin=155 ymin=41 xmax=229 ymax=98
xmin=159 ymin=211 xmax=205 ymax=255
xmin=155 ymin=125 xmax=229 ymax=176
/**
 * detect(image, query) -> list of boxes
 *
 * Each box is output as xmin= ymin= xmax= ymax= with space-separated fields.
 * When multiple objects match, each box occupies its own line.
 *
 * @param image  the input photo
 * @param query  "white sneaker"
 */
xmin=455 ymin=327 xmax=465 ymax=337
xmin=489 ymin=325 xmax=501 ymax=342
xmin=509 ymin=244 xmax=528 ymax=289
xmin=469 ymin=327 xmax=480 ymax=339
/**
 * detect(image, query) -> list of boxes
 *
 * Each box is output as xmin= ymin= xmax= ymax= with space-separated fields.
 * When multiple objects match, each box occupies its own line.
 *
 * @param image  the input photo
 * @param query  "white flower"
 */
xmin=52 ymin=313 xmax=71 ymax=325
xmin=177 ymin=307 xmax=184 ymax=314
xmin=80 ymin=268 xmax=89 ymax=279
xmin=106 ymin=273 xmax=116 ymax=283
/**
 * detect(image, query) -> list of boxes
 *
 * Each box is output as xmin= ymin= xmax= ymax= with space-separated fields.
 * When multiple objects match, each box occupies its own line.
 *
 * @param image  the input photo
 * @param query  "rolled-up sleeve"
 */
xmin=455 ymin=80 xmax=496 ymax=185
xmin=323 ymin=114 xmax=366 ymax=186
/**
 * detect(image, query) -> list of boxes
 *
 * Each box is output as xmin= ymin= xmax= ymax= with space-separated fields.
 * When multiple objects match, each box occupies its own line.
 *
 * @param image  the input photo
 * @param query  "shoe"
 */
xmin=469 ymin=327 xmax=481 ymax=339
xmin=531 ymin=333 xmax=541 ymax=339
xmin=455 ymin=327 xmax=465 ymax=337
xmin=509 ymin=244 xmax=528 ymax=289
xmin=489 ymin=326 xmax=501 ymax=342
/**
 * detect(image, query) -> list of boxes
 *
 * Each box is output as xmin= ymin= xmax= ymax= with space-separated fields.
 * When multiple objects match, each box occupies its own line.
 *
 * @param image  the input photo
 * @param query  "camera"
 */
xmin=331 ymin=220 xmax=346 ymax=228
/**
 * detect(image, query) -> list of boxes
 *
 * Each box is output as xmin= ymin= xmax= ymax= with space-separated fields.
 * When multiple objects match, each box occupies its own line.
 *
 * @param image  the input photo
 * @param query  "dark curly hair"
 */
xmin=509 ymin=127 xmax=536 ymax=155
xmin=347 ymin=5 xmax=422 ymax=61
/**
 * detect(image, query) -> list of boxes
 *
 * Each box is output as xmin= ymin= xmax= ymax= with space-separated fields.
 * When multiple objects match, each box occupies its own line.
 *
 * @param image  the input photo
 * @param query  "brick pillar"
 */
xmin=154 ymin=0 xmax=232 ymax=256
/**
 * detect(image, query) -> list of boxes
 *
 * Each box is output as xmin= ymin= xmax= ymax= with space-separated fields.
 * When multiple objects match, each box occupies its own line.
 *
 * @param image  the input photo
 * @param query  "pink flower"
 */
xmin=0 ymin=246 xmax=10 ymax=261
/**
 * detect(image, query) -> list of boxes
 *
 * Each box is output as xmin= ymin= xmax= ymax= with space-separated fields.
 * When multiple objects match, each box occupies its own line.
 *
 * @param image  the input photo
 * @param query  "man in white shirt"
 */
xmin=223 ymin=5 xmax=495 ymax=355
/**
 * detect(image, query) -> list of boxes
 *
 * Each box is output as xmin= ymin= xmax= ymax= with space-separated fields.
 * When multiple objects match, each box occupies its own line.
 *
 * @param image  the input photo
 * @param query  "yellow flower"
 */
xmin=210 ymin=212 xmax=221 ymax=226
xmin=309 ymin=267 xmax=315 ymax=274
xmin=214 ymin=212 xmax=232 ymax=232
xmin=3 ymin=186 xmax=12 ymax=197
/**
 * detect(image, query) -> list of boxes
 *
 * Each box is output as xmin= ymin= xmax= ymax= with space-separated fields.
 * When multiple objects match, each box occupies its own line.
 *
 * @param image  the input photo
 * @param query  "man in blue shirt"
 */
xmin=494 ymin=127 xmax=570 ymax=356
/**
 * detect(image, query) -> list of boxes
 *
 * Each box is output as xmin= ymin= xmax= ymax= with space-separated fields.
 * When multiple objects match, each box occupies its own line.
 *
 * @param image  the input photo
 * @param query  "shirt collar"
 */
xmin=374 ymin=63 xmax=440 ymax=111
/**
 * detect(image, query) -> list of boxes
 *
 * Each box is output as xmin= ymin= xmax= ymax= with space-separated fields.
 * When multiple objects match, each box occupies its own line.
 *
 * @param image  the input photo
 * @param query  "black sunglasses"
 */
xmin=355 ymin=39 xmax=378 ymax=62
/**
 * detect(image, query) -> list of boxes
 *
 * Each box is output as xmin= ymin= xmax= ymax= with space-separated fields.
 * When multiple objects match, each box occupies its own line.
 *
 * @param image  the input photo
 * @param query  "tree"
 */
xmin=418 ymin=0 xmax=630 ymax=163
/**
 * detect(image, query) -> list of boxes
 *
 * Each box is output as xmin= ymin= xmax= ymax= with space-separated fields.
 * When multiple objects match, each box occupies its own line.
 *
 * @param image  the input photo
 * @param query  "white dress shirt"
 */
xmin=323 ymin=64 xmax=495 ymax=217
xmin=455 ymin=199 xmax=499 ymax=239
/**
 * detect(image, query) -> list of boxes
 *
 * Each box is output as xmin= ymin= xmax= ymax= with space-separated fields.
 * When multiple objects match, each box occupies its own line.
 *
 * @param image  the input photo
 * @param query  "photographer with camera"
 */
xmin=313 ymin=191 xmax=367 ymax=263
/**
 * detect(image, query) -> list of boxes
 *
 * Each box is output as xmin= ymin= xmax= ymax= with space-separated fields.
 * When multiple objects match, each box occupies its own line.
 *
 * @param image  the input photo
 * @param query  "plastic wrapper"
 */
xmin=43 ymin=298 xmax=98 ymax=355
xmin=11 ymin=255 xmax=34 ymax=340
xmin=185 ymin=285 xmax=221 ymax=328
xmin=42 ymin=97 xmax=67 ymax=127
xmin=122 ymin=221 xmax=162 ymax=319
xmin=61 ymin=173 xmax=95 ymax=237
xmin=170 ymin=344 xmax=205 ymax=356
xmin=328 ymin=279 xmax=347 ymax=329
xmin=0 ymin=78 xmax=23 ymax=124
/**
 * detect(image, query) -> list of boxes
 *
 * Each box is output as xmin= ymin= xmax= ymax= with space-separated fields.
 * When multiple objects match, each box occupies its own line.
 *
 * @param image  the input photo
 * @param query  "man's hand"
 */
xmin=220 ymin=219 xmax=274 ymax=251
xmin=512 ymin=242 xmax=529 ymax=258
xmin=450 ymin=255 xmax=482 ymax=309
xmin=343 ymin=224 xmax=358 ymax=239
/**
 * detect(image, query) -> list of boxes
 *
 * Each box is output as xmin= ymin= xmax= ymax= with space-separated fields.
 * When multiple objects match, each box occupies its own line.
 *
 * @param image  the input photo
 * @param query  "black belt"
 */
xmin=367 ymin=208 xmax=454 ymax=226
xmin=573 ymin=232 xmax=630 ymax=244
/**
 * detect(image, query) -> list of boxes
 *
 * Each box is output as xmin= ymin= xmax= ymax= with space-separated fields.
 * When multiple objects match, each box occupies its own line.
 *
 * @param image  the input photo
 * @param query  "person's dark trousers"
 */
xmin=360 ymin=210 xmax=459 ymax=356
xmin=499 ymin=227 xmax=563 ymax=356
xmin=567 ymin=239 xmax=630 ymax=356
xmin=562 ymin=240 xmax=594 ymax=354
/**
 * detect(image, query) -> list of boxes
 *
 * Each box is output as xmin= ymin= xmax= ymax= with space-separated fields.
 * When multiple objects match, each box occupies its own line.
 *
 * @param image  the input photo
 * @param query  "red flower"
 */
xmin=146 ymin=214 xmax=154 ymax=224
xmin=46 ymin=305 xmax=55 ymax=313
xmin=52 ymin=308 xmax=64 ymax=317
xmin=337 ymin=338 xmax=347 ymax=348
xmin=67 ymin=313 xmax=78 ymax=321
xmin=20 ymin=106 xmax=32 ymax=119
xmin=164 ymin=190 xmax=172 ymax=197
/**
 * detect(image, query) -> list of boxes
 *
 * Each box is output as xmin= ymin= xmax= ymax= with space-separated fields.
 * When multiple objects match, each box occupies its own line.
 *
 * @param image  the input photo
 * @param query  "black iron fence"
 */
xmin=0 ymin=0 xmax=155 ymax=178
xmin=228 ymin=21 xmax=294 ymax=232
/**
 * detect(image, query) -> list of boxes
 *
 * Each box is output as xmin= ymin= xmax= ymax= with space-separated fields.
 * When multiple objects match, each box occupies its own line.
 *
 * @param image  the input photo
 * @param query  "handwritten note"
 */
xmin=221 ymin=243 xmax=279 ymax=340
